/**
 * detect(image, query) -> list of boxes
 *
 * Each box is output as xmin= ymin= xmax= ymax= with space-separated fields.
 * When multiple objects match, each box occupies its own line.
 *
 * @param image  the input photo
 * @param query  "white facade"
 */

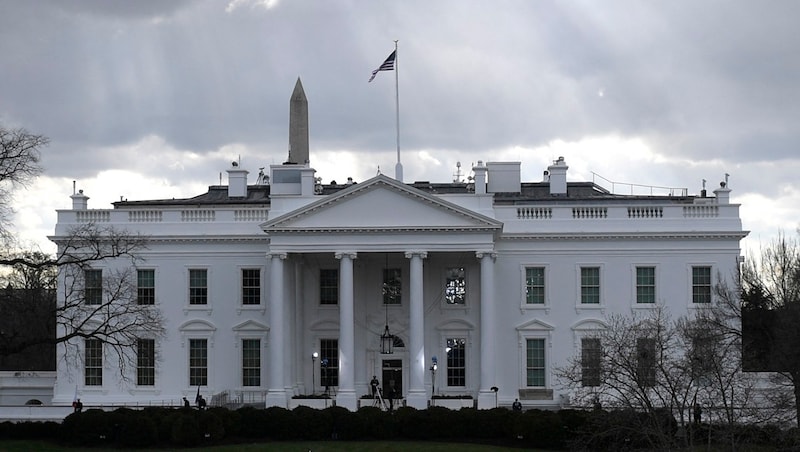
xmin=50 ymin=154 xmax=746 ymax=411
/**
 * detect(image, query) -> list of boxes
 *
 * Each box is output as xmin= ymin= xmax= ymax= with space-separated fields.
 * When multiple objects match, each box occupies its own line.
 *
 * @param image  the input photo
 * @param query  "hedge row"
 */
xmin=2 ymin=407 xmax=799 ymax=450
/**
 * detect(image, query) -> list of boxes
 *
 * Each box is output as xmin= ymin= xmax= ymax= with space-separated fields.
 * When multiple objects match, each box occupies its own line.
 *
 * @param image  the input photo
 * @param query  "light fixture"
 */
xmin=430 ymin=356 xmax=438 ymax=396
xmin=311 ymin=352 xmax=318 ymax=395
xmin=380 ymin=253 xmax=394 ymax=355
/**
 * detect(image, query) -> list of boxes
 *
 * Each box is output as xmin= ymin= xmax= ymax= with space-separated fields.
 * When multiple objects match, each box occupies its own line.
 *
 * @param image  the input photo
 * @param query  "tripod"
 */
xmin=372 ymin=387 xmax=388 ymax=410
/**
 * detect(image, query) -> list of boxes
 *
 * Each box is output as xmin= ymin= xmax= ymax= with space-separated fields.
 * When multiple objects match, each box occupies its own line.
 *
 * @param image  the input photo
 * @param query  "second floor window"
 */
xmin=137 ymin=269 xmax=155 ymax=305
xmin=84 ymin=269 xmax=103 ymax=305
xmin=320 ymin=269 xmax=338 ymax=305
xmin=242 ymin=269 xmax=261 ymax=305
xmin=636 ymin=267 xmax=656 ymax=304
xmin=692 ymin=266 xmax=712 ymax=304
xmin=189 ymin=269 xmax=208 ymax=305
xmin=580 ymin=267 xmax=600 ymax=304
xmin=445 ymin=267 xmax=466 ymax=305
xmin=525 ymin=267 xmax=545 ymax=304
xmin=383 ymin=268 xmax=402 ymax=305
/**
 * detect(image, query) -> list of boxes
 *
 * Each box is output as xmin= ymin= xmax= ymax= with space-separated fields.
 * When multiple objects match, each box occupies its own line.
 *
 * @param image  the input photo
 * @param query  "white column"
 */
xmin=405 ymin=251 xmax=428 ymax=409
xmin=477 ymin=251 xmax=497 ymax=409
xmin=266 ymin=252 xmax=288 ymax=408
xmin=335 ymin=252 xmax=358 ymax=411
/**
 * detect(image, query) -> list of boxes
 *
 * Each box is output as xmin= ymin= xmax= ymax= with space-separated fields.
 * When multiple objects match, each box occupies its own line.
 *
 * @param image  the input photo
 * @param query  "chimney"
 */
xmin=713 ymin=181 xmax=731 ymax=205
xmin=472 ymin=161 xmax=487 ymax=194
xmin=547 ymin=156 xmax=568 ymax=195
xmin=71 ymin=189 xmax=89 ymax=210
xmin=227 ymin=162 xmax=249 ymax=198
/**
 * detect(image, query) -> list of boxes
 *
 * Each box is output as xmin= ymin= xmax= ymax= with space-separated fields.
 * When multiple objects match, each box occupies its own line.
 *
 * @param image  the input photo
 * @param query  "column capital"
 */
xmin=334 ymin=251 xmax=358 ymax=260
xmin=475 ymin=251 xmax=497 ymax=260
xmin=404 ymin=251 xmax=428 ymax=259
xmin=267 ymin=252 xmax=288 ymax=260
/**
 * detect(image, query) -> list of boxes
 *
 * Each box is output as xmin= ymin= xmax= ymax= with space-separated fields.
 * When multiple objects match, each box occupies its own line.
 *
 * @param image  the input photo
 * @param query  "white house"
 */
xmin=50 ymin=81 xmax=746 ymax=411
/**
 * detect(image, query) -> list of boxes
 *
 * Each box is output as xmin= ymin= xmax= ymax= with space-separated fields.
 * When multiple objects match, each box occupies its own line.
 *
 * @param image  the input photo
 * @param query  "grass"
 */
xmin=0 ymin=440 xmax=534 ymax=451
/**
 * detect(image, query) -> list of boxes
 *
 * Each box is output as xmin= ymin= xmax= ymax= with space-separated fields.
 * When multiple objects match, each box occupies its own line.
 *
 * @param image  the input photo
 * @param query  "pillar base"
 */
xmin=477 ymin=390 xmax=498 ymax=410
xmin=405 ymin=390 xmax=428 ymax=410
xmin=265 ymin=390 xmax=287 ymax=408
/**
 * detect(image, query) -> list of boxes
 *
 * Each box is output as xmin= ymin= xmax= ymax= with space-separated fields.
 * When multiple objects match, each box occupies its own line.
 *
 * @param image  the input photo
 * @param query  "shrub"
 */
xmin=170 ymin=412 xmax=202 ymax=447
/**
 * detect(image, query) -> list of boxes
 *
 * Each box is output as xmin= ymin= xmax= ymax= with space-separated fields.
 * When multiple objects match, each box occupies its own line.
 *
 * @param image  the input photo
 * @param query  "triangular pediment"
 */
xmin=263 ymin=174 xmax=501 ymax=233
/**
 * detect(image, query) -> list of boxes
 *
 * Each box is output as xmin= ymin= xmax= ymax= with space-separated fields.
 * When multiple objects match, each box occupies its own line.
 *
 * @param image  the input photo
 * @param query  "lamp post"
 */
xmin=430 ymin=356 xmax=438 ymax=397
xmin=311 ymin=352 xmax=318 ymax=395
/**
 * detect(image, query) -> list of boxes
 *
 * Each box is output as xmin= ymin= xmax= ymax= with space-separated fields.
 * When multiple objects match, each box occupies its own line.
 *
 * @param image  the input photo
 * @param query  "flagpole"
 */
xmin=394 ymin=40 xmax=403 ymax=182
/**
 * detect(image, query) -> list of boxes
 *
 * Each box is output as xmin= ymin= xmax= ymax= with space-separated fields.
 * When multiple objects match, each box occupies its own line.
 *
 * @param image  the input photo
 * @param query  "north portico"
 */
xmin=261 ymin=173 xmax=503 ymax=410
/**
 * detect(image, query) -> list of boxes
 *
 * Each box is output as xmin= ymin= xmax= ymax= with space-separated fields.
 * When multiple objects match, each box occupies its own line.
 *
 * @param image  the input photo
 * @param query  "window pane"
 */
xmin=581 ymin=338 xmax=601 ymax=387
xmin=526 ymin=338 xmax=545 ymax=387
xmin=137 ymin=269 xmax=155 ymax=305
xmin=692 ymin=266 xmax=712 ymax=303
xmin=242 ymin=269 xmax=261 ymax=305
xmin=85 ymin=339 xmax=103 ymax=386
xmin=189 ymin=269 xmax=208 ymax=305
xmin=382 ymin=268 xmax=402 ymax=305
xmin=636 ymin=267 xmax=656 ymax=304
xmin=637 ymin=337 xmax=656 ymax=387
xmin=84 ymin=269 xmax=103 ymax=305
xmin=580 ymin=267 xmax=600 ymax=304
xmin=242 ymin=339 xmax=261 ymax=386
xmin=525 ymin=267 xmax=545 ymax=304
xmin=320 ymin=339 xmax=339 ymax=388
xmin=137 ymin=338 xmax=155 ymax=386
xmin=446 ymin=338 xmax=466 ymax=386
xmin=320 ymin=269 xmax=339 ymax=305
xmin=189 ymin=339 xmax=208 ymax=386
xmin=445 ymin=267 xmax=466 ymax=305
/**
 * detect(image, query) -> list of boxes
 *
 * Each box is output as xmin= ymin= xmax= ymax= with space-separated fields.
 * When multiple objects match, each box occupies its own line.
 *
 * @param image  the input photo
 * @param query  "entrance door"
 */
xmin=382 ymin=359 xmax=402 ymax=398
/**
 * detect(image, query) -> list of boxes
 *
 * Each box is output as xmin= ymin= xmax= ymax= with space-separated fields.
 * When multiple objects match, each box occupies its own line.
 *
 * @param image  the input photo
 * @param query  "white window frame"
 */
xmin=631 ymin=263 xmax=659 ymax=308
xmin=185 ymin=267 xmax=212 ymax=314
xmin=179 ymin=319 xmax=216 ymax=391
xmin=516 ymin=319 xmax=554 ymax=390
xmin=136 ymin=267 xmax=157 ymax=306
xmin=689 ymin=264 xmax=714 ymax=306
xmin=575 ymin=263 xmax=605 ymax=310
xmin=233 ymin=320 xmax=269 ymax=391
xmin=520 ymin=264 xmax=549 ymax=312
xmin=443 ymin=266 xmax=468 ymax=307
xmin=238 ymin=266 xmax=265 ymax=312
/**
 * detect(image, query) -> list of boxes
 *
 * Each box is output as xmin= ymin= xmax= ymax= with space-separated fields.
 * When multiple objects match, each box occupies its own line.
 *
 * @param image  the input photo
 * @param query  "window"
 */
xmin=525 ymin=267 xmax=545 ymax=304
xmin=242 ymin=339 xmax=261 ymax=386
xmin=581 ymin=338 xmax=601 ymax=387
xmin=446 ymin=338 xmax=466 ymax=386
xmin=320 ymin=339 xmax=339 ymax=387
xmin=137 ymin=338 xmax=155 ymax=386
xmin=692 ymin=266 xmax=712 ymax=304
xmin=636 ymin=338 xmax=656 ymax=387
xmin=137 ymin=269 xmax=155 ymax=305
xmin=320 ymin=269 xmax=338 ymax=305
xmin=85 ymin=339 xmax=103 ymax=386
xmin=382 ymin=268 xmax=402 ymax=305
xmin=242 ymin=269 xmax=261 ymax=305
xmin=189 ymin=338 xmax=208 ymax=386
xmin=84 ymin=269 xmax=103 ymax=305
xmin=580 ymin=267 xmax=600 ymax=304
xmin=636 ymin=267 xmax=656 ymax=304
xmin=445 ymin=267 xmax=466 ymax=305
xmin=526 ymin=338 xmax=545 ymax=387
xmin=189 ymin=269 xmax=208 ymax=305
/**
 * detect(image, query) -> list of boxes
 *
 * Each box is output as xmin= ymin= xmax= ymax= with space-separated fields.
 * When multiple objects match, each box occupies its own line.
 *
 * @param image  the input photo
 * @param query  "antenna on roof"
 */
xmin=453 ymin=161 xmax=463 ymax=183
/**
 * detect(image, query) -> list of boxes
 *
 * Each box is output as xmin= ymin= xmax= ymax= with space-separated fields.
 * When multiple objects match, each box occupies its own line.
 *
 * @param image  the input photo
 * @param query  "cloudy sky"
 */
xmin=1 ymin=0 xmax=798 ymax=254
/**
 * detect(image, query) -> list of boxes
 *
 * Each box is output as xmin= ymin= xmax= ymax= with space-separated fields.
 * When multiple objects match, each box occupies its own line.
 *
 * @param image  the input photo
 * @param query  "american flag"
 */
xmin=368 ymin=50 xmax=396 ymax=82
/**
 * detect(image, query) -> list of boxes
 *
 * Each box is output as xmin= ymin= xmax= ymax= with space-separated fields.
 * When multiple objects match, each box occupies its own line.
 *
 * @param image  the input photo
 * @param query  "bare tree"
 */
xmin=0 ymin=126 xmax=46 ymax=243
xmin=738 ymin=232 xmax=800 ymax=426
xmin=1 ymin=224 xmax=165 ymax=382
xmin=556 ymin=308 xmax=693 ymax=449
